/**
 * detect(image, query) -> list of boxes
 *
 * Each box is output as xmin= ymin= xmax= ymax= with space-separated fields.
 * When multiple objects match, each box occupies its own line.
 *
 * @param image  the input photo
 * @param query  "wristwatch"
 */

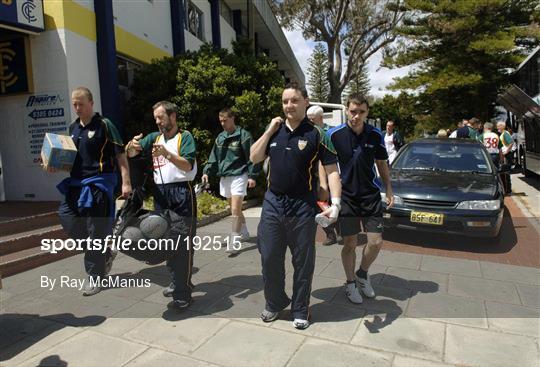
xmin=166 ymin=153 xmax=172 ymax=160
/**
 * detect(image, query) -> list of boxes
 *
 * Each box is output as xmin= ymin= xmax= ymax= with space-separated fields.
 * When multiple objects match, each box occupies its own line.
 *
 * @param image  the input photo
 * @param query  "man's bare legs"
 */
xmin=359 ymin=232 xmax=383 ymax=273
xmin=341 ymin=231 xmax=383 ymax=302
xmin=229 ymin=195 xmax=244 ymax=234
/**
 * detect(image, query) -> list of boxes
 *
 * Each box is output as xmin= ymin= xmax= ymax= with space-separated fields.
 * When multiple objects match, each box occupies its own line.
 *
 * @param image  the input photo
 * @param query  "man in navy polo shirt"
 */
xmin=324 ymin=94 xmax=394 ymax=304
xmin=250 ymin=82 xmax=342 ymax=330
xmin=50 ymin=87 xmax=132 ymax=296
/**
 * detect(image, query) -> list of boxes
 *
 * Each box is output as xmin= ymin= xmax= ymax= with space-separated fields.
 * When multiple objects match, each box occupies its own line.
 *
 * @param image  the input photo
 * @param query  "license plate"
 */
xmin=410 ymin=211 xmax=444 ymax=225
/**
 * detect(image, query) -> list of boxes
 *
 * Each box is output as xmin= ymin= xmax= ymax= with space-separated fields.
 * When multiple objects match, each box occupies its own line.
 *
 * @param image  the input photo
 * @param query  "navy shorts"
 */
xmin=339 ymin=198 xmax=383 ymax=236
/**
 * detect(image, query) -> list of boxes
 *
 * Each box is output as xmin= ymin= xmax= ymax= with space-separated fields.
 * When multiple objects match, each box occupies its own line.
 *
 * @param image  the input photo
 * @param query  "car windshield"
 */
xmin=392 ymin=142 xmax=493 ymax=174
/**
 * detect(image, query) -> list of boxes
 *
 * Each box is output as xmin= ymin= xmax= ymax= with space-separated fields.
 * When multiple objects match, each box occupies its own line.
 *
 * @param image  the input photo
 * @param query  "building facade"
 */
xmin=0 ymin=0 xmax=304 ymax=201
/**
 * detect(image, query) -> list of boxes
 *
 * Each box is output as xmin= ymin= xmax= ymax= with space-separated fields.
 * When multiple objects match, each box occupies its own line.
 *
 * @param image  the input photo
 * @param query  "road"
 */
xmin=318 ymin=173 xmax=540 ymax=268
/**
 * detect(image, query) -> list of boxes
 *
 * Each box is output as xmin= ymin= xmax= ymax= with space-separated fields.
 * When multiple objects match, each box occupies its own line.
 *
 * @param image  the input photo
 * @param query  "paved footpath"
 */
xmin=1 ymin=206 xmax=539 ymax=367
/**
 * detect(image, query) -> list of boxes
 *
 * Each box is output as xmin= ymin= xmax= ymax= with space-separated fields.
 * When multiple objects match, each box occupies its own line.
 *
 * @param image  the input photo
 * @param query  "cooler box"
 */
xmin=41 ymin=133 xmax=77 ymax=171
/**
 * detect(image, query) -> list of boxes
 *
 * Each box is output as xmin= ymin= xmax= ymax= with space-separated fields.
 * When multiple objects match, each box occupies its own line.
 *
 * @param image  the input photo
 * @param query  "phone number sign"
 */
xmin=24 ymin=92 xmax=69 ymax=166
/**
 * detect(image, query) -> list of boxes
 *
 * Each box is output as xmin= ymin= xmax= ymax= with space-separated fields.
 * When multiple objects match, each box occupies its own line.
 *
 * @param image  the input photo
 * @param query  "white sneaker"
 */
xmin=345 ymin=282 xmax=363 ymax=304
xmin=226 ymin=233 xmax=240 ymax=254
xmin=356 ymin=275 xmax=375 ymax=298
xmin=292 ymin=318 xmax=310 ymax=330
xmin=240 ymin=224 xmax=250 ymax=241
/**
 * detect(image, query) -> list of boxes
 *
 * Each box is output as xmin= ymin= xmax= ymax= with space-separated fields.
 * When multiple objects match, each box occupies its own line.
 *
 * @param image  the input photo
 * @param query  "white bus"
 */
xmin=498 ymin=47 xmax=540 ymax=177
xmin=309 ymin=102 xmax=383 ymax=130
xmin=515 ymin=113 xmax=540 ymax=177
xmin=309 ymin=102 xmax=347 ymax=127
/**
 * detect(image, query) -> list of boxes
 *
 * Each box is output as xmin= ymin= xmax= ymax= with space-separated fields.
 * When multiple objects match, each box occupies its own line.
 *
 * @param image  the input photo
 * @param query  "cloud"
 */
xmin=366 ymin=50 xmax=412 ymax=98
xmin=283 ymin=29 xmax=315 ymax=80
xmin=283 ymin=29 xmax=412 ymax=99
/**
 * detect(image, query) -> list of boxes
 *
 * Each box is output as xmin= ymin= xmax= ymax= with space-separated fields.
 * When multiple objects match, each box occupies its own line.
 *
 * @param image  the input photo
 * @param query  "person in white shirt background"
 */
xmin=382 ymin=120 xmax=404 ymax=164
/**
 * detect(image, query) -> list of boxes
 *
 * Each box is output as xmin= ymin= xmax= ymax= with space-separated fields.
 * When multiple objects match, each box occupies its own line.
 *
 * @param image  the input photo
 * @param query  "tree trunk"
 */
xmin=328 ymin=87 xmax=343 ymax=104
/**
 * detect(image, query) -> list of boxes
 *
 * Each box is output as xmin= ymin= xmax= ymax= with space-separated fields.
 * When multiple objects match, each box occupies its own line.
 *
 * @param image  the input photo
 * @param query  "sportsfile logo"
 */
xmin=26 ymin=94 xmax=63 ymax=107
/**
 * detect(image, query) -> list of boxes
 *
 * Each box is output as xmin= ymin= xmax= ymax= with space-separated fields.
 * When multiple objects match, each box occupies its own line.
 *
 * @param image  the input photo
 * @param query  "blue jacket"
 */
xmin=57 ymin=173 xmax=118 ymax=230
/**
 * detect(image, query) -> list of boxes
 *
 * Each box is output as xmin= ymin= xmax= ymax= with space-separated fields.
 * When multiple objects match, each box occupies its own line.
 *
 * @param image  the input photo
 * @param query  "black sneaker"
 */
xmin=167 ymin=299 xmax=192 ymax=310
xmin=163 ymin=283 xmax=175 ymax=297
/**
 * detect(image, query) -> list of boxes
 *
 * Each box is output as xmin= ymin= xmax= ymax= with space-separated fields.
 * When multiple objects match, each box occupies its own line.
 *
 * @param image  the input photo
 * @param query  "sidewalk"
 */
xmin=1 ymin=206 xmax=539 ymax=367
xmin=511 ymin=172 xmax=540 ymax=229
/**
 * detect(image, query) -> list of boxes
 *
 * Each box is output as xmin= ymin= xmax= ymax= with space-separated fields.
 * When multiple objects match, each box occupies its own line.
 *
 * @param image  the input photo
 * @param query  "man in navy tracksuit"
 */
xmin=51 ymin=87 xmax=132 ymax=296
xmin=250 ymin=82 xmax=342 ymax=330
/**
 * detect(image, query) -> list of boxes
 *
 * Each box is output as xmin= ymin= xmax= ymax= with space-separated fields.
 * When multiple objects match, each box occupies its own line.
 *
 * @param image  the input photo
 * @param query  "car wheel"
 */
xmin=490 ymin=229 xmax=501 ymax=240
xmin=487 ymin=223 xmax=503 ymax=241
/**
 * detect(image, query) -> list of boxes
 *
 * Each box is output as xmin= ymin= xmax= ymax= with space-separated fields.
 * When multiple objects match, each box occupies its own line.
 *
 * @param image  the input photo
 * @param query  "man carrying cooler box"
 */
xmin=44 ymin=87 xmax=131 ymax=296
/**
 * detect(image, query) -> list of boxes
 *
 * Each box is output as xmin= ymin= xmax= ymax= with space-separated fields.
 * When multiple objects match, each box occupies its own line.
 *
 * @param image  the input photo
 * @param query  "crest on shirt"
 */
xmin=87 ymin=130 xmax=95 ymax=139
xmin=298 ymin=139 xmax=308 ymax=150
xmin=153 ymin=156 xmax=168 ymax=169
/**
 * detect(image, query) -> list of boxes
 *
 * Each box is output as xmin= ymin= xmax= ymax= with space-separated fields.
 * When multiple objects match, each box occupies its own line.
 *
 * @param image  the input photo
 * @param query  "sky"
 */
xmin=283 ymin=29 xmax=411 ymax=100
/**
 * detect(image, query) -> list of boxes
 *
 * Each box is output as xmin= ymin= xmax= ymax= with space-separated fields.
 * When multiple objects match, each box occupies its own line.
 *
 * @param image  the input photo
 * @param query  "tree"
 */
xmin=369 ymin=92 xmax=418 ymax=139
xmin=384 ymin=0 xmax=539 ymax=128
xmin=126 ymin=39 xmax=284 ymax=168
xmin=343 ymin=62 xmax=370 ymax=100
xmin=272 ymin=0 xmax=405 ymax=103
xmin=307 ymin=43 xmax=330 ymax=102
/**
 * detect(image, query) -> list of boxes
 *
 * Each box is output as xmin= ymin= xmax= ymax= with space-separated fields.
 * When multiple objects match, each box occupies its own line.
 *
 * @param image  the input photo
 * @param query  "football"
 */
xmin=139 ymin=214 xmax=169 ymax=239
xmin=121 ymin=226 xmax=145 ymax=244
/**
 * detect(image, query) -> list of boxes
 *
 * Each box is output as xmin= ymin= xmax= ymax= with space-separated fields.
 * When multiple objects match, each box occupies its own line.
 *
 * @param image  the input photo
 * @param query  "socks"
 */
xmin=356 ymin=267 xmax=368 ymax=280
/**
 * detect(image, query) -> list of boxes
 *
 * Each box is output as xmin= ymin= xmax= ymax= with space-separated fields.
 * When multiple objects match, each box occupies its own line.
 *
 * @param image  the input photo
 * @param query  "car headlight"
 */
xmin=456 ymin=200 xmax=500 ymax=210
xmin=381 ymin=193 xmax=403 ymax=205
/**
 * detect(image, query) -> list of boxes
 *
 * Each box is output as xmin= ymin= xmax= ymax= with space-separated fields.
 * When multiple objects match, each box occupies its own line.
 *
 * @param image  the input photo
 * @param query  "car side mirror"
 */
xmin=498 ymin=163 xmax=511 ymax=173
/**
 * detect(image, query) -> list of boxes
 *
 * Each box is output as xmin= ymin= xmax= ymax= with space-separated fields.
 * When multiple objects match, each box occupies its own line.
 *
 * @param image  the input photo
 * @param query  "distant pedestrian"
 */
xmin=497 ymin=121 xmax=514 ymax=194
xmin=477 ymin=122 xmax=500 ymax=167
xmin=437 ymin=129 xmax=448 ymax=138
xmin=456 ymin=118 xmax=481 ymax=139
xmin=307 ymin=105 xmax=331 ymax=131
xmin=202 ymin=108 xmax=257 ymax=254
xmin=307 ymin=105 xmax=341 ymax=246
xmin=382 ymin=120 xmax=404 ymax=164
